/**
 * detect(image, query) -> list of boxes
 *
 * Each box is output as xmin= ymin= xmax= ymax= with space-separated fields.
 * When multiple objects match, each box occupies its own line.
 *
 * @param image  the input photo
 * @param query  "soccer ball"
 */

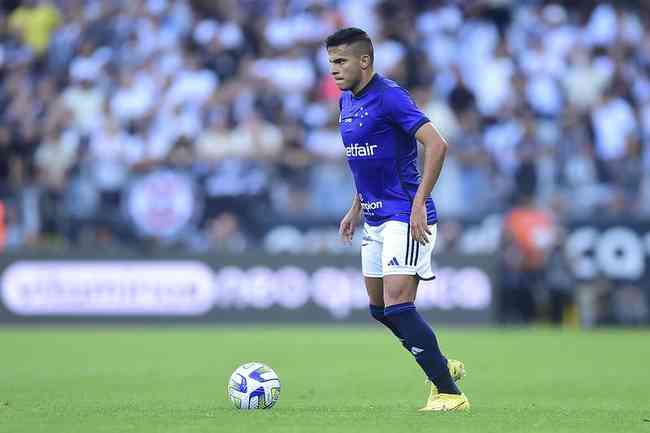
xmin=227 ymin=362 xmax=281 ymax=409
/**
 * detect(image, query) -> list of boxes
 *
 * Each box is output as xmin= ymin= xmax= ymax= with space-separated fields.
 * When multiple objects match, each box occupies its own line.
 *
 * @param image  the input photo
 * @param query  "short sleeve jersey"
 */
xmin=338 ymin=73 xmax=437 ymax=226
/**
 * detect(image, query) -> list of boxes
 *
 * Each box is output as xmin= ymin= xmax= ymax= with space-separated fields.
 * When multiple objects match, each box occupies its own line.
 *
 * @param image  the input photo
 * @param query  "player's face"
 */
xmin=327 ymin=45 xmax=363 ymax=91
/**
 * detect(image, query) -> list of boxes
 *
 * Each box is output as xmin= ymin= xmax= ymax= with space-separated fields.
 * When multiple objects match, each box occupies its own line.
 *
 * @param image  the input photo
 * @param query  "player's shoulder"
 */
xmin=374 ymin=75 xmax=410 ymax=100
xmin=376 ymin=74 xmax=402 ymax=90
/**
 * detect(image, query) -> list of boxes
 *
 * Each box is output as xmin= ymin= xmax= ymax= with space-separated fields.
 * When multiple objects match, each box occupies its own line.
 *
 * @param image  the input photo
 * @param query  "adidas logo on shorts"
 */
xmin=388 ymin=257 xmax=400 ymax=266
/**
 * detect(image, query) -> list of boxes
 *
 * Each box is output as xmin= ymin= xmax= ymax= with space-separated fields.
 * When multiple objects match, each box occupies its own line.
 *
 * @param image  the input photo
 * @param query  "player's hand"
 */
xmin=410 ymin=202 xmax=431 ymax=245
xmin=339 ymin=209 xmax=360 ymax=244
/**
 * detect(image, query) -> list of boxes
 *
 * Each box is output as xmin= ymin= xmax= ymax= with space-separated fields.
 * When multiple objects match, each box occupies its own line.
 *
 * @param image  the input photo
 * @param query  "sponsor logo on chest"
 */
xmin=345 ymin=142 xmax=377 ymax=158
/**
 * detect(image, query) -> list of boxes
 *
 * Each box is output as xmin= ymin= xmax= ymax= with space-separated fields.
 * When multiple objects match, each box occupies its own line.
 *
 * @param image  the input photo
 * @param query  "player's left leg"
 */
xmin=383 ymin=274 xmax=460 ymax=393
xmin=366 ymin=277 xmax=465 ymax=377
xmin=383 ymin=275 xmax=469 ymax=411
xmin=381 ymin=221 xmax=469 ymax=411
xmin=378 ymin=271 xmax=464 ymax=393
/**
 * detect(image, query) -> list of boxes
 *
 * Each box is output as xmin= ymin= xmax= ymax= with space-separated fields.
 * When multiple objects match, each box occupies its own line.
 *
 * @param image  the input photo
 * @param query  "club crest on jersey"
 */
xmin=345 ymin=142 xmax=377 ymax=158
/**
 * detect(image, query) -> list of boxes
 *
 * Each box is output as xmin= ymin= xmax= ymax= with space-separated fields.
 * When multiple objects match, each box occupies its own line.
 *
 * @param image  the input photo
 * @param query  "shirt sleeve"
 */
xmin=382 ymin=86 xmax=430 ymax=137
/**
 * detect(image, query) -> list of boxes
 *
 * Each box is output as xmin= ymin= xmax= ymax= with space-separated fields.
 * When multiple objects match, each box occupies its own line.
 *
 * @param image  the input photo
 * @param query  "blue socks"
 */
xmin=382 ymin=302 xmax=460 ymax=395
xmin=369 ymin=305 xmax=409 ymax=351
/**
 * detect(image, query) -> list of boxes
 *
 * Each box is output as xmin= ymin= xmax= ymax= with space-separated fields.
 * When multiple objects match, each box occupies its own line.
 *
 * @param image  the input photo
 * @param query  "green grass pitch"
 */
xmin=1 ymin=326 xmax=649 ymax=433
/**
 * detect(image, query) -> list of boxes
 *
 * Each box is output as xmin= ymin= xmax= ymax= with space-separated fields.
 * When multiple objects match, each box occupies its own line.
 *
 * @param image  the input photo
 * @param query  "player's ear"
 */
xmin=359 ymin=54 xmax=371 ymax=70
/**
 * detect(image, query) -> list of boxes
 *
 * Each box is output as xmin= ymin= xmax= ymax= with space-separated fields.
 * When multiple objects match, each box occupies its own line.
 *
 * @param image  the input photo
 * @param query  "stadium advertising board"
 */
xmin=0 ymin=253 xmax=495 ymax=324
xmin=1 ymin=261 xmax=215 ymax=316
xmin=566 ymin=221 xmax=650 ymax=283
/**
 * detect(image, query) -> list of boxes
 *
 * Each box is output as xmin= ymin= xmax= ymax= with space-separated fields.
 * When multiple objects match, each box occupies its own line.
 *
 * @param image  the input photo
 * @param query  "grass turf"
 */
xmin=1 ymin=326 xmax=649 ymax=433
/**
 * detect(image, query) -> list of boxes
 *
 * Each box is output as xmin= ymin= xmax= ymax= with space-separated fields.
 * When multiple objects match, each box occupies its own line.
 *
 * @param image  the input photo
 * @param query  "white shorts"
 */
xmin=361 ymin=220 xmax=437 ymax=280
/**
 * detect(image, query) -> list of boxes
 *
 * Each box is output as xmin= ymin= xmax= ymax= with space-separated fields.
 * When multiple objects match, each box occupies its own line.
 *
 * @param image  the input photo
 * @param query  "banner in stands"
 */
xmin=0 ymin=253 xmax=495 ymax=324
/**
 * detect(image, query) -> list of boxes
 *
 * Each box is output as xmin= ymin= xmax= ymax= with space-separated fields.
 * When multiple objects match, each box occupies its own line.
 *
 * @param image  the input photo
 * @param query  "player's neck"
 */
xmin=351 ymin=71 xmax=376 ymax=96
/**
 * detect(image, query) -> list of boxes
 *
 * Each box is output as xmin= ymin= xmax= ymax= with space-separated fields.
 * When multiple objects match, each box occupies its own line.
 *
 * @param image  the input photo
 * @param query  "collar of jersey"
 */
xmin=352 ymin=73 xmax=379 ymax=99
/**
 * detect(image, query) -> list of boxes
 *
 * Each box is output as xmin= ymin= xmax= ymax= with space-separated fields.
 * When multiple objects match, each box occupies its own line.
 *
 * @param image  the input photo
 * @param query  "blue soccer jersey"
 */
xmin=339 ymin=73 xmax=437 ymax=226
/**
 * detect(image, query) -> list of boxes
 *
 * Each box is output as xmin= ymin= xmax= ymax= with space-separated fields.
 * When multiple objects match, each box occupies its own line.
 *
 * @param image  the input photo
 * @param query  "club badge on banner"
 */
xmin=125 ymin=170 xmax=201 ymax=240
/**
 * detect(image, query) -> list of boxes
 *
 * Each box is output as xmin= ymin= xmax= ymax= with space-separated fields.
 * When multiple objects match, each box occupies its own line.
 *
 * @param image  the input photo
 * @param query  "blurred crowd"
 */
xmin=1 ymin=0 xmax=650 ymax=254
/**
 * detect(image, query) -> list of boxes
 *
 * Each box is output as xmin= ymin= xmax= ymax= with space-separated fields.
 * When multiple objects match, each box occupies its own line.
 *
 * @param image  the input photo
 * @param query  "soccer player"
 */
xmin=326 ymin=28 xmax=469 ymax=411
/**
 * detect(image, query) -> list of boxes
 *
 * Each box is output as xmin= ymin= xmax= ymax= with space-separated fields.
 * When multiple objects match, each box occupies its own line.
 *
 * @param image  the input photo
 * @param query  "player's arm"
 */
xmin=339 ymin=193 xmax=362 ymax=244
xmin=411 ymin=122 xmax=448 ymax=244
xmin=350 ymin=193 xmax=362 ymax=214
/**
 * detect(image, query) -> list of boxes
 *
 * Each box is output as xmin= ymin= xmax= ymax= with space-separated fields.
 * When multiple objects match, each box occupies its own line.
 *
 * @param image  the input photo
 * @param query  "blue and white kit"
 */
xmin=339 ymin=73 xmax=438 ymax=279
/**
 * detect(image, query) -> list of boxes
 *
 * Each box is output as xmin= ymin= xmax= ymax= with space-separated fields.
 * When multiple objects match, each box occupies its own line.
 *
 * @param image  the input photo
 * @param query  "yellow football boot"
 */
xmin=447 ymin=359 xmax=465 ymax=383
xmin=418 ymin=393 xmax=470 ymax=412
xmin=420 ymin=359 xmax=469 ymax=411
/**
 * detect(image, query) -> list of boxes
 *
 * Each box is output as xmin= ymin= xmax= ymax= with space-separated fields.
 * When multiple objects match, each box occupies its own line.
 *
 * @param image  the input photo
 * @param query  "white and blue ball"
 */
xmin=227 ymin=362 xmax=281 ymax=410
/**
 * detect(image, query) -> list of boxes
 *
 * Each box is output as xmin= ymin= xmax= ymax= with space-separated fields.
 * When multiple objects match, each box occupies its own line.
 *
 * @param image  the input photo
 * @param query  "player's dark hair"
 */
xmin=325 ymin=27 xmax=374 ymax=64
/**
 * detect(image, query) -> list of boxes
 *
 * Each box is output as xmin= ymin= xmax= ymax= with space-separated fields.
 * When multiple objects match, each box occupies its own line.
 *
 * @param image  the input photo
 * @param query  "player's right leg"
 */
xmin=362 ymin=224 xmax=411 ymax=348
xmin=366 ymin=276 xmax=411 ymax=351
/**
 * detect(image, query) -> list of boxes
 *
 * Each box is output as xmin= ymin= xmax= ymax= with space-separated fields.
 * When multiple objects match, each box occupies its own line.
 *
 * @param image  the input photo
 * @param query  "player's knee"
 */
xmin=383 ymin=286 xmax=412 ymax=306
xmin=383 ymin=275 xmax=418 ymax=306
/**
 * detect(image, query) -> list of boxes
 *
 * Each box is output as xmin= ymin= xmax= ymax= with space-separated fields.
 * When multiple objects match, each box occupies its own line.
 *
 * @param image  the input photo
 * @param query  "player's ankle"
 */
xmin=432 ymin=373 xmax=461 ymax=395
